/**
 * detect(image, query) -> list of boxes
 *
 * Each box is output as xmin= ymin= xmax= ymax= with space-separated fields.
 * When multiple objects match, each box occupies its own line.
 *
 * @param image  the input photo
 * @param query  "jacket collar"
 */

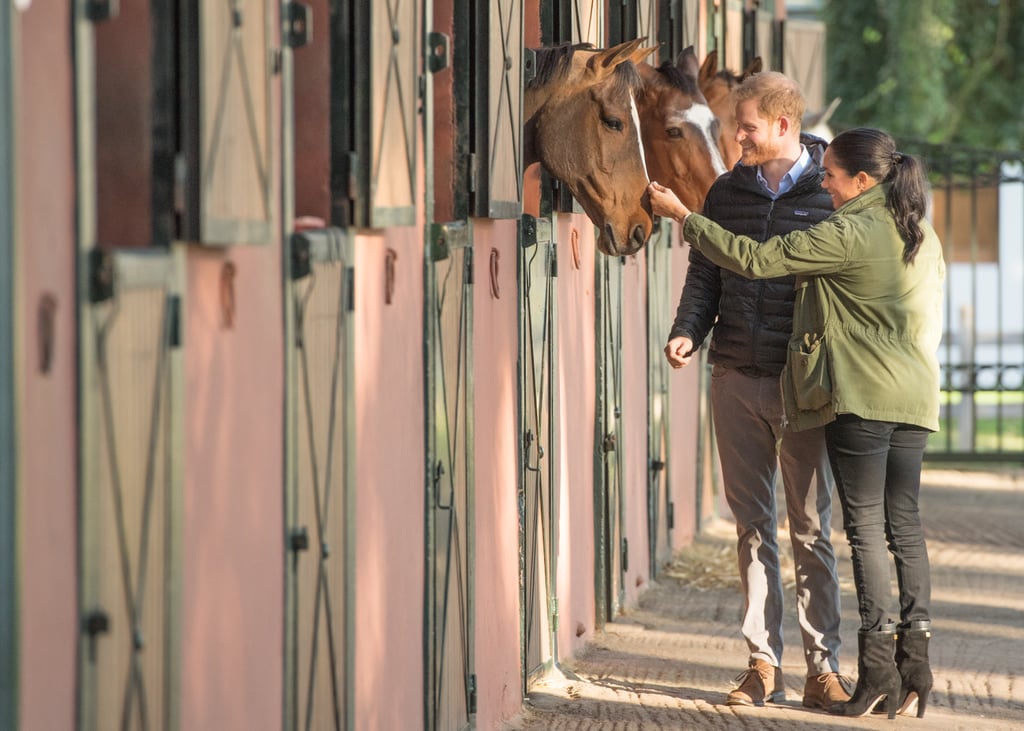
xmin=729 ymin=139 xmax=826 ymax=197
xmin=835 ymin=182 xmax=887 ymax=215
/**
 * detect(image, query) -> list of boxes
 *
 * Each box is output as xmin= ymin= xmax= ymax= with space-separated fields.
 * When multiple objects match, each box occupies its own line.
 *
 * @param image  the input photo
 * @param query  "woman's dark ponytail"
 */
xmin=828 ymin=128 xmax=930 ymax=263
xmin=886 ymin=152 xmax=928 ymax=263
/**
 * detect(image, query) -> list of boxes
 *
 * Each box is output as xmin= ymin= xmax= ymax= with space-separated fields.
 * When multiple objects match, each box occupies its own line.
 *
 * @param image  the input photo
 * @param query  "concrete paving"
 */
xmin=505 ymin=467 xmax=1024 ymax=730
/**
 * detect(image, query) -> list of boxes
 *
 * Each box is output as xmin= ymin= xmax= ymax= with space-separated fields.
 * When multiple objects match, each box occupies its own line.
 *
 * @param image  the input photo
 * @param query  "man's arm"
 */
xmin=667 ymin=246 xmax=721 ymax=353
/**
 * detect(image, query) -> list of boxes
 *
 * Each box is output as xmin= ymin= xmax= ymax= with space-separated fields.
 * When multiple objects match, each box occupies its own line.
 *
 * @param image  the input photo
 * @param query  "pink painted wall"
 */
xmin=471 ymin=219 xmax=524 ymax=729
xmin=668 ymin=234 xmax=704 ymax=548
xmin=181 ymin=246 xmax=284 ymax=731
xmin=16 ymin=3 xmax=78 ymax=728
xmin=352 ymin=228 xmax=426 ymax=731
xmin=554 ymin=216 xmax=598 ymax=655
xmin=620 ymin=253 xmax=652 ymax=607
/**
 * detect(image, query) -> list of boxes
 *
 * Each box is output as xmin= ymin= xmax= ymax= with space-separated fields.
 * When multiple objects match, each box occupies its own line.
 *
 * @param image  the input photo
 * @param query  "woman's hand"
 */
xmin=647 ymin=181 xmax=692 ymax=222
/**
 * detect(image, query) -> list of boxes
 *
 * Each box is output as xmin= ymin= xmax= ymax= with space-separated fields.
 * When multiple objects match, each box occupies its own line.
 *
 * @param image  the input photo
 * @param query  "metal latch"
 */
xmin=283 ymin=3 xmax=313 ymax=49
xmin=427 ymin=32 xmax=450 ymax=73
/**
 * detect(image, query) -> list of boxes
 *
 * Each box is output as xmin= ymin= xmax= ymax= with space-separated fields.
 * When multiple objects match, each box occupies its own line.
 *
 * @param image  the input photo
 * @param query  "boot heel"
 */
xmin=885 ymin=690 xmax=899 ymax=719
xmin=830 ymin=625 xmax=901 ymax=718
xmin=915 ymin=689 xmax=929 ymax=718
xmin=895 ymin=623 xmax=933 ymax=719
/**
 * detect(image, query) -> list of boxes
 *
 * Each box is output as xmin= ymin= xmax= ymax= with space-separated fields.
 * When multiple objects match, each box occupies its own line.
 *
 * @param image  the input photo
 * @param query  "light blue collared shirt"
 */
xmin=757 ymin=146 xmax=812 ymax=199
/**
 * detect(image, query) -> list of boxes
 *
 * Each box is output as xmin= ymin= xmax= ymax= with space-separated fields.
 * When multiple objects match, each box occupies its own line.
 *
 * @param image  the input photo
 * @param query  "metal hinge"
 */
xmin=82 ymin=609 xmax=110 ymax=663
xmin=549 ymin=247 xmax=558 ymax=278
xmin=174 ymin=153 xmax=186 ymax=216
xmin=622 ymin=537 xmax=629 ymax=573
xmin=467 ymin=673 xmax=477 ymax=714
xmin=668 ymin=501 xmax=675 ymax=530
xmin=282 ymin=3 xmax=312 ymax=48
xmin=523 ymin=48 xmax=537 ymax=83
xmin=464 ymin=247 xmax=474 ymax=285
xmin=345 ymin=266 xmax=355 ymax=312
xmin=603 ymin=432 xmax=617 ymax=452
xmin=289 ymin=526 xmax=310 ymax=552
xmin=345 ymin=151 xmax=359 ymax=200
xmin=467 ymin=153 xmax=478 ymax=194
xmin=167 ymin=294 xmax=182 ymax=348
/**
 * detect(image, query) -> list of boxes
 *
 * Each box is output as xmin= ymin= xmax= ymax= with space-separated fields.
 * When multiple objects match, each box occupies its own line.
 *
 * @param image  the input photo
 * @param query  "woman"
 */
xmin=648 ymin=127 xmax=942 ymax=719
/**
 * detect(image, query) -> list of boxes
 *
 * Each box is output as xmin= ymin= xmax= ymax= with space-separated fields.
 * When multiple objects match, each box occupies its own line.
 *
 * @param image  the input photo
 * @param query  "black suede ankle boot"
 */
xmin=896 ymin=620 xmax=933 ymax=717
xmin=830 ymin=623 xmax=900 ymax=718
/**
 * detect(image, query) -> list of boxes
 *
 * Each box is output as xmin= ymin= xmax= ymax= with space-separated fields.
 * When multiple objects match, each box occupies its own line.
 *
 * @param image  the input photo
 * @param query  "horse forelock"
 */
xmin=609 ymin=60 xmax=643 ymax=98
xmin=715 ymin=68 xmax=744 ymax=88
xmin=530 ymin=43 xmax=643 ymax=97
xmin=529 ymin=42 xmax=596 ymax=89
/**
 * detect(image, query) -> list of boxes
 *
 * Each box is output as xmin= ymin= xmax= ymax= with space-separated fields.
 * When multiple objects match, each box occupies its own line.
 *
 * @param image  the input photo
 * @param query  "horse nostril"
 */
xmin=632 ymin=225 xmax=647 ymax=248
xmin=604 ymin=223 xmax=617 ymax=252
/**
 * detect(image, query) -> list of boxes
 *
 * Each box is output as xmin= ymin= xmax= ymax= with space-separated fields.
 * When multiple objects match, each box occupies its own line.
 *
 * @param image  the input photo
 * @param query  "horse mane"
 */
xmin=712 ymin=68 xmax=744 ymax=88
xmin=653 ymin=61 xmax=701 ymax=96
xmin=529 ymin=42 xmax=642 ymax=97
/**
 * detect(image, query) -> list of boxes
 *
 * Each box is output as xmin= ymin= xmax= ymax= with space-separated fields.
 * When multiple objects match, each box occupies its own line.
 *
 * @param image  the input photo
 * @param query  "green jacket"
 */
xmin=684 ymin=184 xmax=945 ymax=432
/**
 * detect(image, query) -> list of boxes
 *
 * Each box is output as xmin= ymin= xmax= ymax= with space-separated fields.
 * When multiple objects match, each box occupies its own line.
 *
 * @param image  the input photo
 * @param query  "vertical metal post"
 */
xmin=0 ymin=0 xmax=19 ymax=725
xmin=958 ymin=305 xmax=975 ymax=452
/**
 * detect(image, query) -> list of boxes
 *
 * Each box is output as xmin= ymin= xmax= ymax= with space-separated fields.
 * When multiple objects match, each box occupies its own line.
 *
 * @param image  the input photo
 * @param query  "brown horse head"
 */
xmin=524 ymin=39 xmax=656 ymax=256
xmin=636 ymin=47 xmax=727 ymax=213
xmin=697 ymin=50 xmax=763 ymax=169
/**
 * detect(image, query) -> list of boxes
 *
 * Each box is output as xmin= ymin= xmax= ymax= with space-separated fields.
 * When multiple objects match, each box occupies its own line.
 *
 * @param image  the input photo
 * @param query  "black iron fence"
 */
xmin=901 ymin=140 xmax=1024 ymax=462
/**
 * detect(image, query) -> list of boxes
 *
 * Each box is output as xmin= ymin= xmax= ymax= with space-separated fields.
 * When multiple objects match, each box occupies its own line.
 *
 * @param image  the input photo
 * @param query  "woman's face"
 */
xmin=822 ymin=147 xmax=871 ymax=209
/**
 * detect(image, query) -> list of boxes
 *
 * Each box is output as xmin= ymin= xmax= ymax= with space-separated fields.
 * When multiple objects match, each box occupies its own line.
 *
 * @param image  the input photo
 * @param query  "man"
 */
xmin=666 ymin=71 xmax=849 ymax=709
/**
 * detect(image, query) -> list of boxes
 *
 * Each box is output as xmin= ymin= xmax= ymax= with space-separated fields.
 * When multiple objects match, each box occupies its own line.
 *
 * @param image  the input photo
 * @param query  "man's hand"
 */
xmin=664 ymin=336 xmax=696 ymax=369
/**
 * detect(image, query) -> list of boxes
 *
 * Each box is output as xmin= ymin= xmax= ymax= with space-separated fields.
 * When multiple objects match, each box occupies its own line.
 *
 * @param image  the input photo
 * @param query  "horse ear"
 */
xmin=742 ymin=56 xmax=763 ymax=80
xmin=626 ymin=43 xmax=659 ymax=68
xmin=803 ymin=97 xmax=842 ymax=138
xmin=818 ymin=97 xmax=842 ymax=125
xmin=590 ymin=37 xmax=644 ymax=71
xmin=698 ymin=50 xmax=718 ymax=86
xmin=675 ymin=46 xmax=700 ymax=79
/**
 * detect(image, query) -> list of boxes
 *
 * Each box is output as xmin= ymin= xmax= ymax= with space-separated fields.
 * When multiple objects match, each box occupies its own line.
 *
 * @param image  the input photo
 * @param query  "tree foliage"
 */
xmin=823 ymin=0 xmax=1024 ymax=150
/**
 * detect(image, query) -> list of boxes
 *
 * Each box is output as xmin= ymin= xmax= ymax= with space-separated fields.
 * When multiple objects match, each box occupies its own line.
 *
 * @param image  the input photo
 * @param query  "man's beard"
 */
xmin=740 ymin=139 xmax=780 ymax=166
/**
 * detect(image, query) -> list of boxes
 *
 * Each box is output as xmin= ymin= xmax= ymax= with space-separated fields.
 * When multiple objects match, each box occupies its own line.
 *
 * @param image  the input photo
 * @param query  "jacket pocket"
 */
xmin=788 ymin=332 xmax=831 ymax=411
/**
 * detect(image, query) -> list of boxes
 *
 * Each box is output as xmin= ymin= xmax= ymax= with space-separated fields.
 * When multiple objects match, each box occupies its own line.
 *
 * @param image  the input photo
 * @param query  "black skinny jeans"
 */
xmin=825 ymin=414 xmax=932 ymax=631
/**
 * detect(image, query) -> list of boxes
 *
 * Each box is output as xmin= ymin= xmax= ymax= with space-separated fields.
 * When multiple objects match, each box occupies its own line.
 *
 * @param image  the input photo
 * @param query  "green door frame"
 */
xmin=279 ymin=10 xmax=357 ymax=729
xmin=594 ymin=254 xmax=625 ymax=628
xmin=0 ymin=1 xmax=18 ymax=726
xmin=517 ymin=213 xmax=559 ymax=687
xmin=74 ymin=6 xmax=184 ymax=728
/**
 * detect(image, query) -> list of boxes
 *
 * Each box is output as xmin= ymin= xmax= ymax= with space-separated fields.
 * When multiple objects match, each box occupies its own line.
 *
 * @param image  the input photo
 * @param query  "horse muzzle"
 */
xmin=600 ymin=220 xmax=651 ymax=257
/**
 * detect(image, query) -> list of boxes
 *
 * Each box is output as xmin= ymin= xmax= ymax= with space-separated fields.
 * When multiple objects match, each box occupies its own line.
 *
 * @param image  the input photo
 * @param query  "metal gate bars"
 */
xmin=426 ymin=222 xmax=475 ymax=731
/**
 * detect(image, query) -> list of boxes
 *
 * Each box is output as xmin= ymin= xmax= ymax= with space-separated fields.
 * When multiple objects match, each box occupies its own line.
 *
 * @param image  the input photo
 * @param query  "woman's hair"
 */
xmin=828 ymin=127 xmax=929 ymax=263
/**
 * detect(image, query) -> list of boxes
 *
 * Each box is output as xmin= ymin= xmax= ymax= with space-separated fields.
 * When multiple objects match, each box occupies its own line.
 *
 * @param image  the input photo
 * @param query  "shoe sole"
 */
xmin=802 ymin=697 xmax=848 ymax=710
xmin=727 ymin=691 xmax=786 ymax=707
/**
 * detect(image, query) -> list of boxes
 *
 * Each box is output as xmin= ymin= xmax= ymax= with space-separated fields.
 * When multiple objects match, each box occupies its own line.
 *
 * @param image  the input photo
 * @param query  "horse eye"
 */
xmin=602 ymin=117 xmax=624 ymax=132
xmin=667 ymin=127 xmax=684 ymax=139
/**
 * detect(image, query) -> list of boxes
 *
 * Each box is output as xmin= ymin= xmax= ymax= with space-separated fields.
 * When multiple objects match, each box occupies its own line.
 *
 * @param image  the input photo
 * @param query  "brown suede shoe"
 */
xmin=726 ymin=659 xmax=786 ymax=706
xmin=802 ymin=671 xmax=854 ymax=709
